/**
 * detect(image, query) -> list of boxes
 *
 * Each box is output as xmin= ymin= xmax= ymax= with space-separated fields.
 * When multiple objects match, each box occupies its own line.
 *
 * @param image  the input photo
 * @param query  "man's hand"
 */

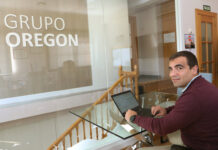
xmin=151 ymin=106 xmax=167 ymax=117
xmin=125 ymin=109 xmax=137 ymax=122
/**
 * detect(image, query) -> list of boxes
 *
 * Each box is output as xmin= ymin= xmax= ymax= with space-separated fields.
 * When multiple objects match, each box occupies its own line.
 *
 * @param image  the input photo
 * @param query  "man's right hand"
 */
xmin=151 ymin=105 xmax=167 ymax=117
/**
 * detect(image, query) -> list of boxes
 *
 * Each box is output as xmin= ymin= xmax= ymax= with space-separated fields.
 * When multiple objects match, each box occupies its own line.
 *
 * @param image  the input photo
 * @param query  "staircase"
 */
xmin=47 ymin=66 xmax=139 ymax=150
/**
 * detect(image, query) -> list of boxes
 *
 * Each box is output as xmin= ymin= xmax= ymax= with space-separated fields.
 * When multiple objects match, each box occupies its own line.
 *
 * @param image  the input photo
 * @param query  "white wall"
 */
xmin=176 ymin=0 xmax=218 ymax=54
xmin=136 ymin=6 xmax=162 ymax=76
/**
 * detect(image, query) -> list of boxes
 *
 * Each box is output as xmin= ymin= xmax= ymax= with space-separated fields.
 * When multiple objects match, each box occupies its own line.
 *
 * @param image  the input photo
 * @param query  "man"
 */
xmin=125 ymin=51 xmax=218 ymax=150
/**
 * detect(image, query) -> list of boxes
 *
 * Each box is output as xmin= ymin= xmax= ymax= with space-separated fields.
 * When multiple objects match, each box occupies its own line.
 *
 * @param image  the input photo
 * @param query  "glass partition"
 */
xmin=0 ymin=0 xmax=94 ymax=99
xmin=0 ymin=0 xmax=177 ymax=101
xmin=0 ymin=0 xmax=177 ymax=150
xmin=128 ymin=0 xmax=177 ymax=94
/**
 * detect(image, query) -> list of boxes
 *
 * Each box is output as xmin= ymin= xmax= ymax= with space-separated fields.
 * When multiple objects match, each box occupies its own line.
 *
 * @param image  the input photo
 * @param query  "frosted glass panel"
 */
xmin=0 ymin=0 xmax=93 ymax=99
xmin=202 ymin=43 xmax=206 ymax=62
xmin=201 ymin=22 xmax=206 ymax=41
xmin=208 ymin=43 xmax=212 ymax=73
xmin=202 ymin=64 xmax=207 ymax=72
xmin=208 ymin=44 xmax=212 ymax=61
xmin=207 ymin=23 xmax=212 ymax=42
xmin=209 ymin=64 xmax=212 ymax=73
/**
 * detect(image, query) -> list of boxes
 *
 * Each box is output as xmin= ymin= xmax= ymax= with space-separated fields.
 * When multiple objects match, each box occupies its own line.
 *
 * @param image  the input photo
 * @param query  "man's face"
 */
xmin=169 ymin=56 xmax=198 ymax=88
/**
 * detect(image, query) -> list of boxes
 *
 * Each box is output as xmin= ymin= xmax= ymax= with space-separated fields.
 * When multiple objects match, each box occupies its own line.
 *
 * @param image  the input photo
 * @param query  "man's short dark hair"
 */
xmin=169 ymin=51 xmax=199 ymax=73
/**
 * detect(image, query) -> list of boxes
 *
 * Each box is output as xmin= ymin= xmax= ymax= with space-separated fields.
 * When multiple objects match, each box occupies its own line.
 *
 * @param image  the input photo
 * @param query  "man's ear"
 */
xmin=191 ymin=65 xmax=198 ymax=74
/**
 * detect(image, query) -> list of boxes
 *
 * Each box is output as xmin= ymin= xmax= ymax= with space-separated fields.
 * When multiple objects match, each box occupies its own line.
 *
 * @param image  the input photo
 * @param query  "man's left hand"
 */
xmin=125 ymin=109 xmax=137 ymax=122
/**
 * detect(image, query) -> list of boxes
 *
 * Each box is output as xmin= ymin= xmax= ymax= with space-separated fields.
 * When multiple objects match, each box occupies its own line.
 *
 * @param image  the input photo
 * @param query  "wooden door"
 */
xmin=195 ymin=9 xmax=217 ymax=85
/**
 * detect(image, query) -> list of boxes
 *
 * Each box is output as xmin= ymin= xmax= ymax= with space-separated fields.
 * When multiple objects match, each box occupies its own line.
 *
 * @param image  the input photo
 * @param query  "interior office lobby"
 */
xmin=0 ymin=0 xmax=218 ymax=150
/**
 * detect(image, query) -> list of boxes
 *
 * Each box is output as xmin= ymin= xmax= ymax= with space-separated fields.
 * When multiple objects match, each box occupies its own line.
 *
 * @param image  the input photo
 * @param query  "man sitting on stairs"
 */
xmin=125 ymin=51 xmax=218 ymax=150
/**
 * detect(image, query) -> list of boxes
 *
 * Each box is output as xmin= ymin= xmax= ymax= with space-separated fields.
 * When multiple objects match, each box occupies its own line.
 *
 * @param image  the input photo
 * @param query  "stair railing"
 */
xmin=47 ymin=65 xmax=138 ymax=150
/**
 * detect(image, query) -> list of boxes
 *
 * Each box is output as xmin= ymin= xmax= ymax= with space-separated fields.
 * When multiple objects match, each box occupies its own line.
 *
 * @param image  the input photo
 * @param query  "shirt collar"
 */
xmin=181 ymin=74 xmax=200 ymax=93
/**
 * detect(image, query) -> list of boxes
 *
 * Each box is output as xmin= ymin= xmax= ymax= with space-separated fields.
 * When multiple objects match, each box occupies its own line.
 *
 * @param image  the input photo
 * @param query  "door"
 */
xmin=195 ymin=9 xmax=217 ymax=85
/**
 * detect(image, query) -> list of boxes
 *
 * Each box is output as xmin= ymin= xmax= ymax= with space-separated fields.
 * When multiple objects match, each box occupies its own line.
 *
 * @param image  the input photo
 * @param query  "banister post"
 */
xmin=119 ymin=66 xmax=123 ymax=91
xmin=119 ymin=66 xmax=123 ymax=78
xmin=134 ymin=65 xmax=139 ymax=100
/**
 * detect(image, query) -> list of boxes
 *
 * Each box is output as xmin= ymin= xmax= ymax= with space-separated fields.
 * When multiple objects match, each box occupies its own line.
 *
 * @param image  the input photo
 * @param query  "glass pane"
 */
xmin=0 ymin=0 xmax=179 ymax=100
xmin=208 ymin=44 xmax=212 ymax=61
xmin=202 ymin=64 xmax=207 ymax=72
xmin=0 ymin=0 xmax=178 ymax=150
xmin=0 ymin=0 xmax=93 ymax=98
xmin=207 ymin=23 xmax=212 ymax=42
xmin=70 ymin=91 xmax=178 ymax=139
xmin=209 ymin=64 xmax=212 ymax=73
xmin=201 ymin=22 xmax=206 ymax=41
xmin=208 ymin=44 xmax=213 ymax=73
xmin=202 ymin=43 xmax=206 ymax=62
xmin=70 ymin=99 xmax=146 ymax=139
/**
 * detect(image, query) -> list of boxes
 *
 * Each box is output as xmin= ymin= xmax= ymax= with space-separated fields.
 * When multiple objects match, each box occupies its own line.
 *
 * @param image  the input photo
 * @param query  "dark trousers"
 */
xmin=171 ymin=144 xmax=192 ymax=150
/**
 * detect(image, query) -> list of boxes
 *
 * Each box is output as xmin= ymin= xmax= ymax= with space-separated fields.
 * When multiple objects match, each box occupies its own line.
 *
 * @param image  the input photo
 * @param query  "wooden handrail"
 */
xmin=47 ymin=65 xmax=138 ymax=150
